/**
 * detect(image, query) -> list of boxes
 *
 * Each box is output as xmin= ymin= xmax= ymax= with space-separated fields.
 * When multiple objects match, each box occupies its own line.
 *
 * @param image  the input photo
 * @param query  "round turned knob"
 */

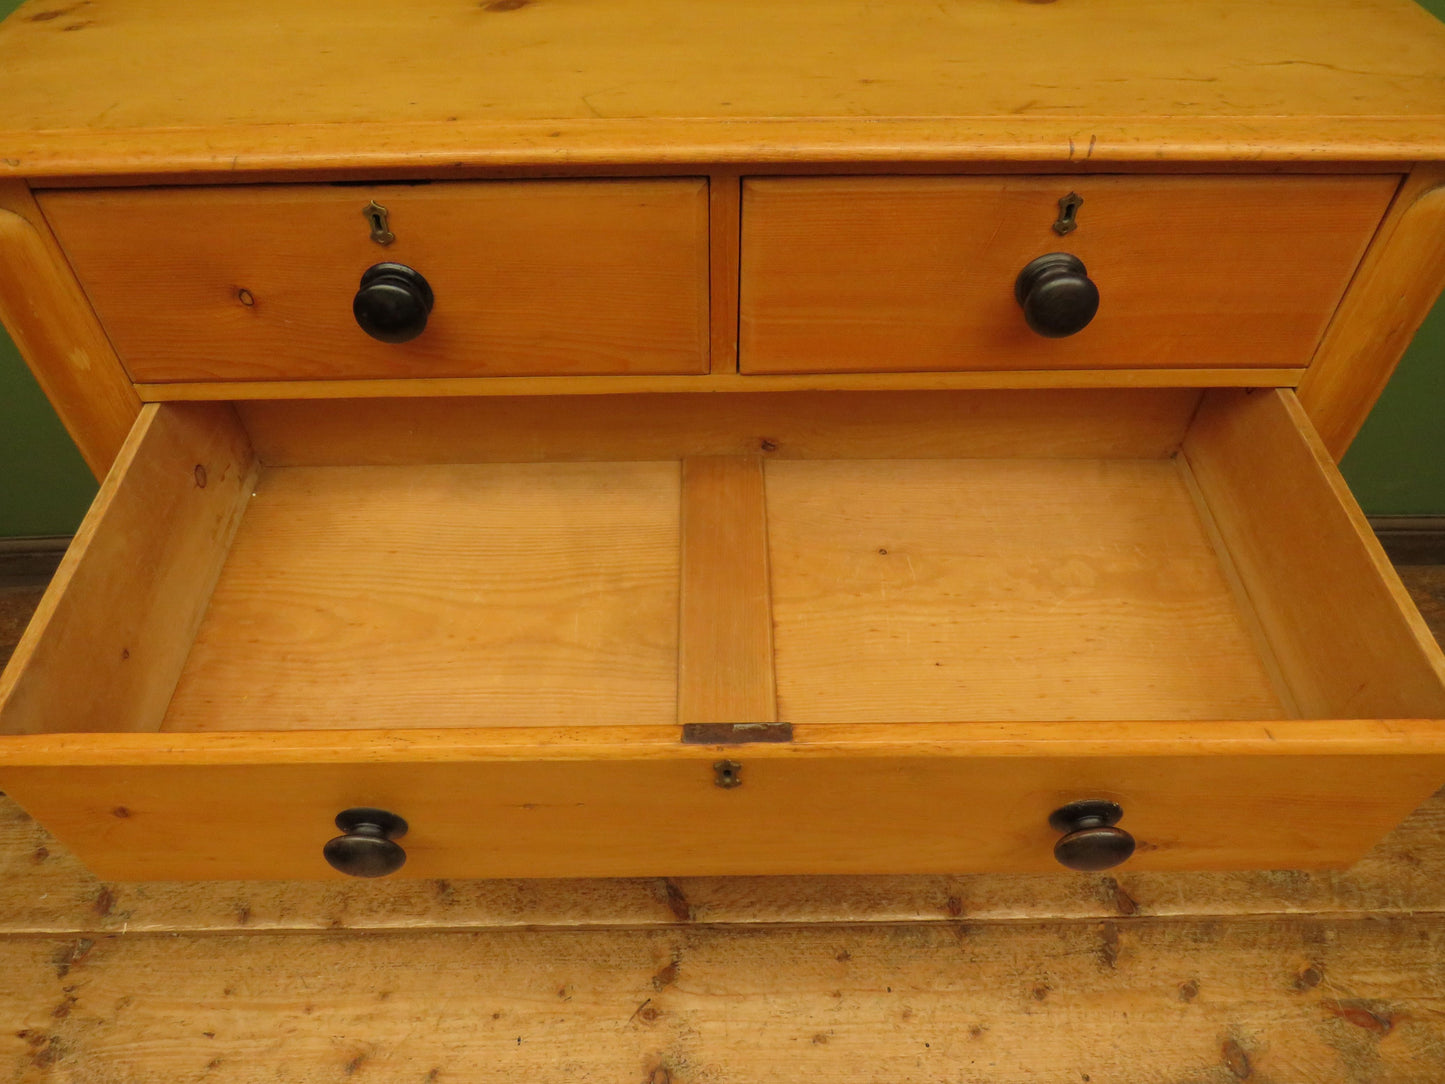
xmin=1048 ymin=799 xmax=1135 ymax=872
xmin=352 ymin=262 xmax=434 ymax=343
xmin=323 ymin=807 xmax=409 ymax=878
xmin=1014 ymin=252 xmax=1100 ymax=338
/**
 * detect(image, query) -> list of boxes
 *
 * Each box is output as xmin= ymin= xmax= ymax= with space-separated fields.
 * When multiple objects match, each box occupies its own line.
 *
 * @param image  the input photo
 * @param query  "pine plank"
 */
xmin=678 ymin=457 xmax=776 ymax=724
xmin=707 ymin=172 xmax=741 ymax=374
xmin=38 ymin=180 xmax=711 ymax=383
xmin=0 ymin=569 xmax=1443 ymax=927
xmin=0 ymin=404 xmax=256 ymax=736
xmin=3 ymin=0 xmax=1445 ymax=174
xmin=3 ymin=781 xmax=1445 ymax=934
xmin=143 ymin=369 xmax=1300 ymax=402
xmin=238 ymin=389 xmax=1201 ymax=466
xmin=1400 ymin=566 xmax=1445 ymax=645
xmin=1299 ymin=166 xmax=1445 ymax=457
xmin=1 ymin=918 xmax=1444 ymax=1082
xmin=0 ymin=181 xmax=139 ymax=477
xmin=740 ymin=175 xmax=1396 ymax=374
xmin=1182 ymin=389 xmax=1445 ymax=720
xmin=765 ymin=457 xmax=1284 ymax=724
xmin=163 ymin=462 xmax=682 ymax=732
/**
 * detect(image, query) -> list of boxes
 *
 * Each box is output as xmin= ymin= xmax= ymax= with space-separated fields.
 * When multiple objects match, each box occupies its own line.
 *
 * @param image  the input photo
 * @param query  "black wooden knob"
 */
xmin=323 ymin=808 xmax=408 ymax=878
xmin=353 ymin=262 xmax=434 ymax=343
xmin=1014 ymin=252 xmax=1100 ymax=338
xmin=1049 ymin=799 xmax=1135 ymax=872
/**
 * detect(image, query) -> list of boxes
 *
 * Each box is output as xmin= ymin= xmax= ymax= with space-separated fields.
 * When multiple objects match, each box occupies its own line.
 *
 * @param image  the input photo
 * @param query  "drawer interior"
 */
xmin=5 ymin=387 xmax=1443 ymax=739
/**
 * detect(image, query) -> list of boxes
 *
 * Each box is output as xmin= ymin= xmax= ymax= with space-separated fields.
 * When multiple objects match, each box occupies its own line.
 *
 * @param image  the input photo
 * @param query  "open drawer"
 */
xmin=1 ymin=388 xmax=1443 ymax=880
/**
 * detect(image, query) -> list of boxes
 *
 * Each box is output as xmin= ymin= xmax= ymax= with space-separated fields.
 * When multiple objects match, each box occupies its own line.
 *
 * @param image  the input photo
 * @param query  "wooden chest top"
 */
xmin=0 ymin=0 xmax=1443 ymax=178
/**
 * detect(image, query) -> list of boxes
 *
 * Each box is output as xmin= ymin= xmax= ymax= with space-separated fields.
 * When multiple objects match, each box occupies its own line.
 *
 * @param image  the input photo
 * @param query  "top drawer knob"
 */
xmin=353 ymin=262 xmax=434 ymax=344
xmin=1014 ymin=252 xmax=1099 ymax=338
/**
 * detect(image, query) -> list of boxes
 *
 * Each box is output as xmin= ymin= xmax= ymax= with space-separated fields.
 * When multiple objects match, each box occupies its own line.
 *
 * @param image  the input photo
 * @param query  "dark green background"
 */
xmin=1 ymin=0 xmax=1442 ymax=536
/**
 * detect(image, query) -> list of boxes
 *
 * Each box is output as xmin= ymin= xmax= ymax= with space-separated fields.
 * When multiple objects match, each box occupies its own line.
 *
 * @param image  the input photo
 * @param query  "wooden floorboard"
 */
xmin=0 ymin=561 xmax=1443 ymax=1080
xmin=3 ymin=918 xmax=1444 ymax=1083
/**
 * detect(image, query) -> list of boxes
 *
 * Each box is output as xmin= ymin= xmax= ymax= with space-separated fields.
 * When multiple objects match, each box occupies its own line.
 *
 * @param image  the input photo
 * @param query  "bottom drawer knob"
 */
xmin=323 ymin=807 xmax=409 ymax=878
xmin=1048 ymin=799 xmax=1135 ymax=872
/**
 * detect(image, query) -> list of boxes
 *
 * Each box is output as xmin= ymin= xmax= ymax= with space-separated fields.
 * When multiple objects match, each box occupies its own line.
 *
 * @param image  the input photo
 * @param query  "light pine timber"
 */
xmin=1173 ymin=454 xmax=1303 ymax=718
xmin=0 ymin=403 xmax=256 ymax=736
xmin=707 ymin=171 xmax=741 ymax=373
xmin=678 ymin=458 xmax=776 ymax=724
xmin=237 ymin=389 xmax=1203 ymax=466
xmin=739 ymin=175 xmax=1397 ymax=374
xmin=4 ymin=720 xmax=1445 ymax=879
xmin=38 ymin=180 xmax=711 ymax=383
xmin=162 ymin=461 xmax=683 ymax=732
xmin=0 ymin=180 xmax=138 ymax=477
xmin=1299 ymin=166 xmax=1445 ymax=457
xmin=764 ymin=456 xmax=1285 ymax=724
xmin=143 ymin=368 xmax=1305 ymax=402
xmin=1 ymin=781 xmax=1445 ymax=933
xmin=3 ymin=0 xmax=1445 ymax=175
xmin=1182 ymin=389 xmax=1445 ymax=720
xmin=1 ymin=918 xmax=1443 ymax=1082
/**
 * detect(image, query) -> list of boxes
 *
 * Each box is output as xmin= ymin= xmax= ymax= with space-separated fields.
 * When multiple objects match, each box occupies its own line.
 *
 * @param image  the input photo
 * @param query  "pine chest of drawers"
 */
xmin=1 ymin=0 xmax=1445 ymax=880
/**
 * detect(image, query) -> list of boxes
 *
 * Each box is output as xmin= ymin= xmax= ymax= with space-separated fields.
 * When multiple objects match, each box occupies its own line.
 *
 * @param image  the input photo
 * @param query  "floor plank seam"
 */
xmin=1 ymin=908 xmax=1442 ymax=940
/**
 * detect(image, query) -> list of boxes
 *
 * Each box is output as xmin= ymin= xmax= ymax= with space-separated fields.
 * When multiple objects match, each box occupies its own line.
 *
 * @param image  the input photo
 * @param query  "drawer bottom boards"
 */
xmin=1 ymin=388 xmax=1443 ymax=879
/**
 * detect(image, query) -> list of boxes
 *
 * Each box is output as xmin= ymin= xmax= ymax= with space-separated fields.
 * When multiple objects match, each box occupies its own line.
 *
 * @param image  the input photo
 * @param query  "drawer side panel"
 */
xmin=0 ymin=403 xmax=257 ymax=735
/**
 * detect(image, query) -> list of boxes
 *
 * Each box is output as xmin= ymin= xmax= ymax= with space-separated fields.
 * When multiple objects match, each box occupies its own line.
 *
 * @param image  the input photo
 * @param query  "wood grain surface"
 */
xmin=140 ymin=368 xmax=1305 ymax=403
xmin=0 ymin=568 xmax=1443 ymax=1079
xmin=765 ymin=457 xmax=1284 ymax=723
xmin=678 ymin=457 xmax=776 ymax=724
xmin=1300 ymin=166 xmax=1445 ymax=457
xmin=0 ymin=181 xmax=139 ymax=477
xmin=5 ymin=389 xmax=1443 ymax=881
xmin=164 ymin=461 xmax=682 ymax=732
xmin=1182 ymin=390 xmax=1445 ymax=721
xmin=0 ymin=404 xmax=256 ymax=736
xmin=11 ymin=721 xmax=1445 ymax=880
xmin=237 ymin=389 xmax=1203 ymax=466
xmin=39 ymin=180 xmax=710 ymax=383
xmin=740 ymin=175 xmax=1396 ymax=374
xmin=2 ymin=0 xmax=1445 ymax=175
xmin=2 ymin=918 xmax=1443 ymax=1083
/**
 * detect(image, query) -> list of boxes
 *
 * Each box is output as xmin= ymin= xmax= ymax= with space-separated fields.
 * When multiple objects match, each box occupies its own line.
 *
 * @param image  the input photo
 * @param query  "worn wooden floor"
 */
xmin=0 ymin=569 xmax=1443 ymax=1082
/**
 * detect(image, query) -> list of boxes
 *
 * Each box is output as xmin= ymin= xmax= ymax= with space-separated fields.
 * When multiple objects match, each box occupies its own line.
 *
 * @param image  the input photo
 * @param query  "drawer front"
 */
xmin=739 ymin=175 xmax=1397 ymax=374
xmin=3 ymin=731 xmax=1445 ymax=880
xmin=38 ymin=180 xmax=711 ymax=383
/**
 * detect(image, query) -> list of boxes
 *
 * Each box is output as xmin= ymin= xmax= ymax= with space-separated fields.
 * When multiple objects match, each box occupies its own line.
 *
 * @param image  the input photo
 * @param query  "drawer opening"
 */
xmin=3 ymin=387 xmax=1444 ymax=739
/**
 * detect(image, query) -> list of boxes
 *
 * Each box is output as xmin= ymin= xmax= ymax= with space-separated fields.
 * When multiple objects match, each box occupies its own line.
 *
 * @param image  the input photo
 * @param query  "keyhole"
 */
xmin=713 ymin=759 xmax=743 ymax=789
xmin=1054 ymin=191 xmax=1083 ymax=236
xmin=363 ymin=200 xmax=395 ymax=246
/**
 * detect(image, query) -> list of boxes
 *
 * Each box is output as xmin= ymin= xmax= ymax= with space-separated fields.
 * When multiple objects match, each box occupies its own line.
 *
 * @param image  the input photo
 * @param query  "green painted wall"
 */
xmin=1341 ymin=296 xmax=1445 ymax=514
xmin=0 ymin=330 xmax=95 ymax=536
xmin=0 ymin=0 xmax=1443 ymax=535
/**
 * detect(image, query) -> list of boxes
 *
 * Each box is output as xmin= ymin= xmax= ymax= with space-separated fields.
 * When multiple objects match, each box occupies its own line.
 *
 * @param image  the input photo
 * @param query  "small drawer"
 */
xmin=37 ymin=179 xmax=711 ymax=383
xmin=739 ymin=175 xmax=1398 ymax=374
xmin=1 ymin=388 xmax=1443 ymax=879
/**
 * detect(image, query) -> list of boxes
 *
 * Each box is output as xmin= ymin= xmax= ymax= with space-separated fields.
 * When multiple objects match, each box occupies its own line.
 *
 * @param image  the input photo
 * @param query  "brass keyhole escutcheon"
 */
xmin=363 ymin=200 xmax=395 ymax=246
xmin=1053 ymin=191 xmax=1083 ymax=236
xmin=713 ymin=759 xmax=743 ymax=789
